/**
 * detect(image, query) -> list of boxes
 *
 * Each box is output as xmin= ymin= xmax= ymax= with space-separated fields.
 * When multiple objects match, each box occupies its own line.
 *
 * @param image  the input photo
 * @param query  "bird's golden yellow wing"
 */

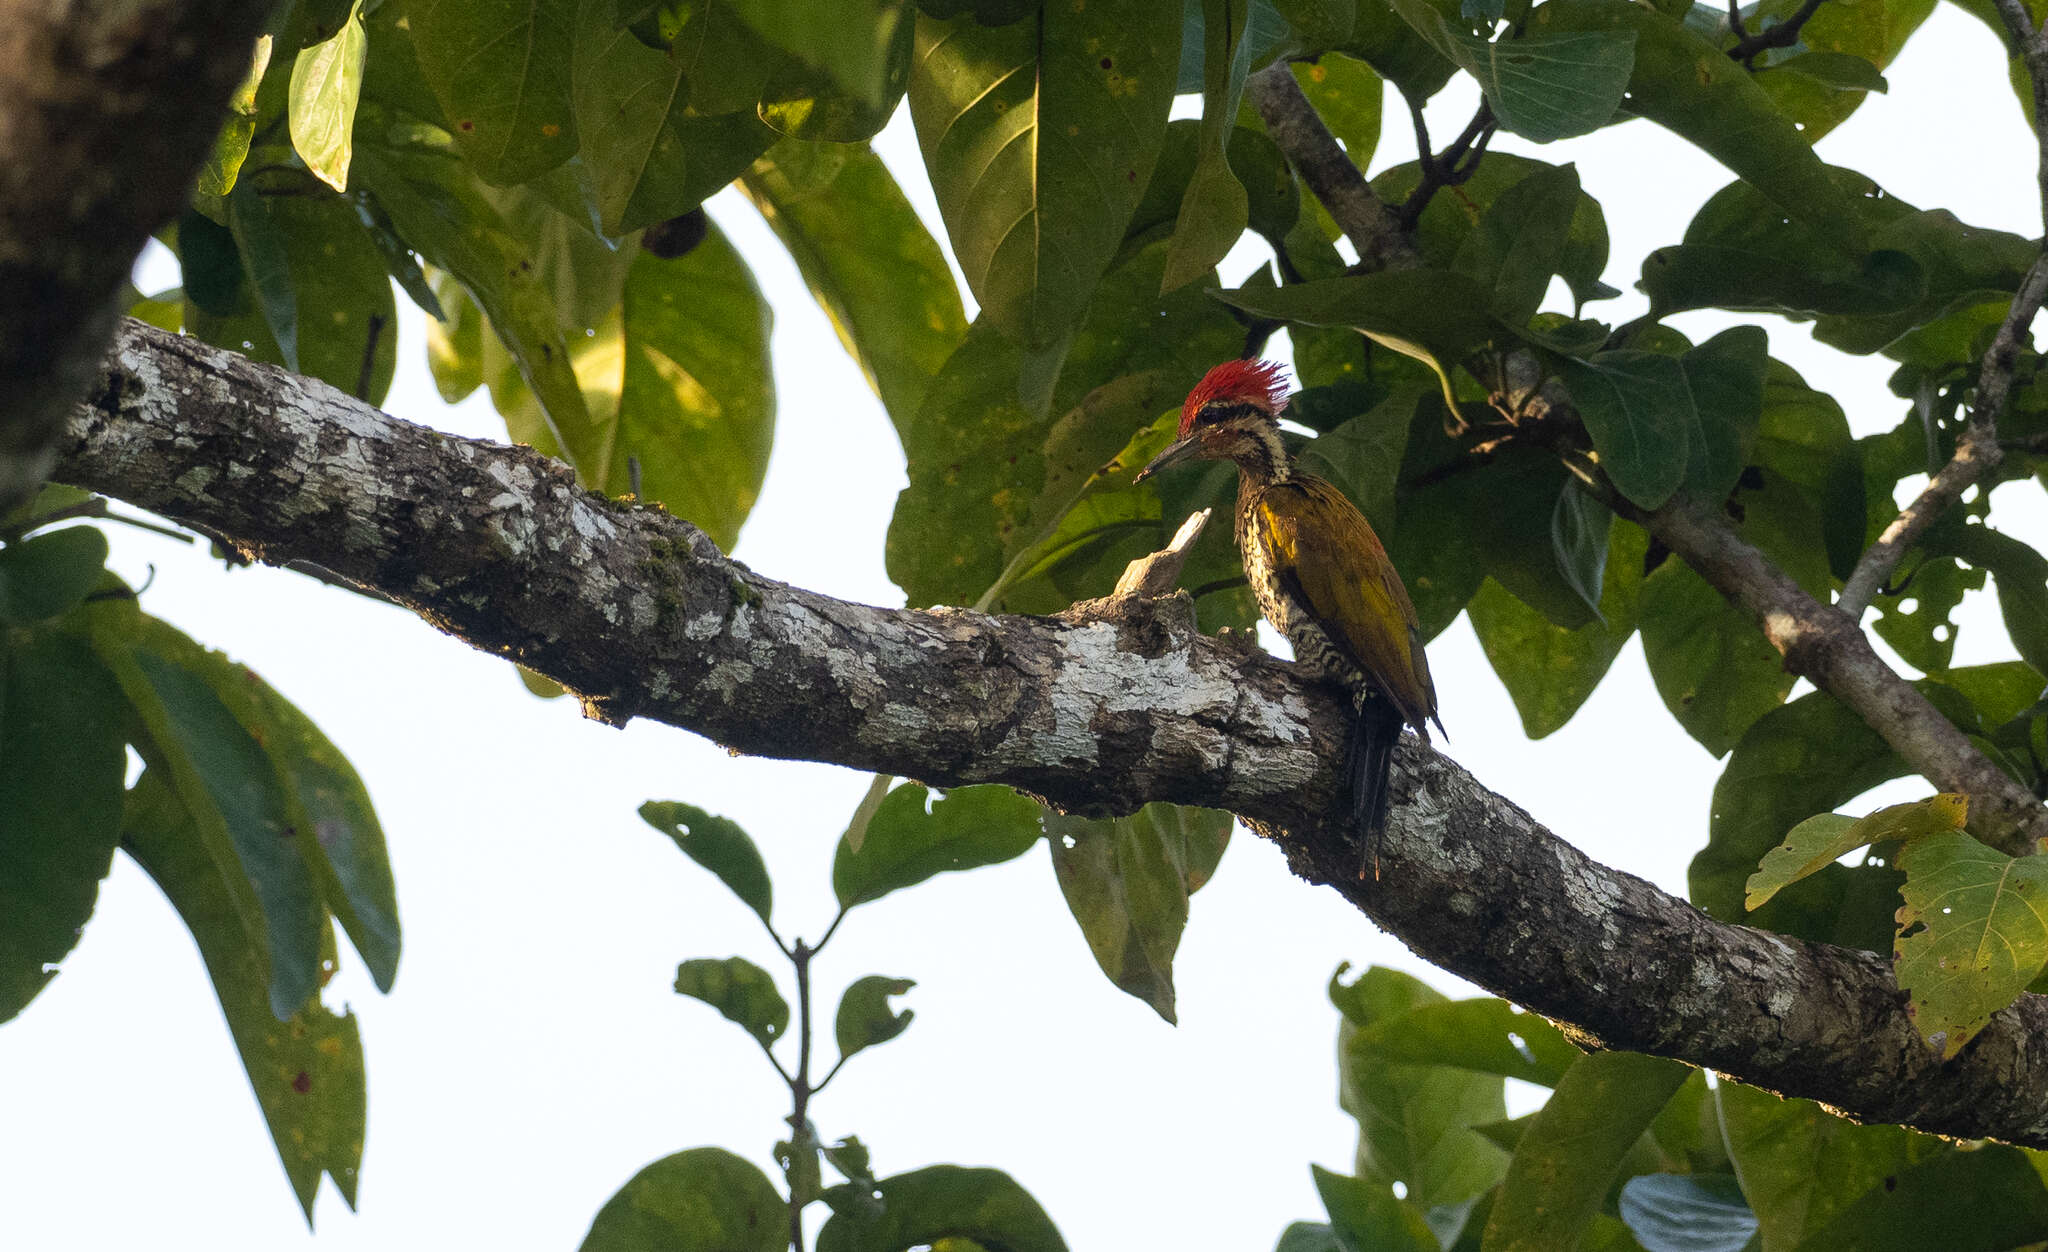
xmin=1251 ymin=477 xmax=1439 ymax=734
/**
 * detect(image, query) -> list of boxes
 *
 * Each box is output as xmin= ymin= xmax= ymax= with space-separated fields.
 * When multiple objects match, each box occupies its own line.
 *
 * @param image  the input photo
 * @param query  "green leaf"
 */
xmin=1894 ymin=831 xmax=2048 ymax=1057
xmin=758 ymin=11 xmax=916 ymax=143
xmin=1311 ymin=1167 xmax=1440 ymax=1252
xmin=1556 ymin=350 xmax=1691 ymax=510
xmin=355 ymin=134 xmax=599 ymax=477
xmin=1342 ymin=0 xmax=1458 ymax=100
xmin=198 ymin=36 xmax=272 ymax=200
xmin=0 ymin=632 xmax=127 ymax=1023
xmin=1381 ymin=0 xmax=1637 ymax=142
xmin=228 ymin=181 xmax=300 ymax=372
xmin=425 ymin=271 xmax=483 ymax=403
xmin=1744 ymin=794 xmax=1969 ymax=912
xmin=1045 ymin=802 xmax=1231 ymax=1023
xmin=1275 ymin=1221 xmax=1346 ymax=1252
xmin=123 ymin=769 xmax=365 ymax=1218
xmin=1552 ymin=482 xmax=1611 ymax=619
xmin=741 ymin=140 xmax=967 ymax=435
xmin=1748 ymin=0 xmax=1931 ymax=141
xmin=817 ymin=1165 xmax=1067 ymax=1252
xmin=580 ymin=1148 xmax=787 ymax=1252
xmin=1332 ymin=966 xmax=1510 ymax=1210
xmin=1352 ymin=996 xmax=1584 ymax=1086
xmin=94 ymin=615 xmax=327 ymax=1021
xmin=570 ymin=1 xmax=776 ymax=236
xmin=832 ymin=783 xmax=1041 ymax=908
xmin=727 ymin=0 xmax=912 ymax=107
xmin=1618 ymin=1174 xmax=1757 ymax=1252
xmin=1791 ymin=1144 xmax=2048 ymax=1251
xmin=1639 ymin=242 xmax=1922 ymax=320
xmin=1453 ymin=163 xmax=1583 ymax=325
xmin=1470 ymin=515 xmax=1648 ymax=737
xmin=1678 ymin=326 xmax=1769 ymax=501
xmin=1371 ymin=152 xmax=1613 ymax=309
xmin=1213 ymin=269 xmax=1498 ymax=407
xmin=835 ymin=975 xmax=916 ymax=1061
xmin=1483 ymin=1051 xmax=1691 ymax=1251
xmin=191 ymin=189 xmax=398 ymax=404
xmin=673 ymin=956 xmax=789 ymax=1047
xmin=1718 ymin=1081 xmax=1947 ymax=1252
xmin=639 ymin=801 xmax=774 ymax=928
xmin=1162 ymin=0 xmax=1252 ymax=294
xmin=1276 ymin=0 xmax=1358 ymax=47
xmin=288 ymin=0 xmax=367 ymax=191
xmin=411 ymin=0 xmax=577 ymax=184
xmin=908 ymin=0 xmax=1181 ymax=347
xmin=0 ymin=526 xmax=109 ymax=625
xmin=1928 ymin=524 xmax=2048 ymax=679
xmin=1530 ymin=0 xmax=1867 ymax=237
xmin=1291 ymin=54 xmax=1381 ymax=167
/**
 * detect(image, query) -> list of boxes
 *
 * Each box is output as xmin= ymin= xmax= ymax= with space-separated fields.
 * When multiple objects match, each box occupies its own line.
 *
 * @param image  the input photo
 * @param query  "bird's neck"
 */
xmin=1232 ymin=421 xmax=1294 ymax=487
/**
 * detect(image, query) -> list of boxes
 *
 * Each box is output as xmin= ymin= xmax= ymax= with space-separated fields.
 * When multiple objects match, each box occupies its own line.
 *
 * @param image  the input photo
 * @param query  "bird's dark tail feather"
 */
xmin=1347 ymin=697 xmax=1404 ymax=880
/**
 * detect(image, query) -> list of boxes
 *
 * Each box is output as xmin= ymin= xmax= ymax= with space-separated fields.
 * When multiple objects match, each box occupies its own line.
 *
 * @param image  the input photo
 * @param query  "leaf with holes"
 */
xmin=1382 ymin=0 xmax=1636 ymax=141
xmin=835 ymin=976 xmax=915 ymax=1062
xmin=640 ymin=801 xmax=774 ymax=928
xmin=1894 ymin=832 xmax=2048 ymax=1057
xmin=1745 ymin=794 xmax=1967 ymax=913
xmin=831 ymin=783 xmax=1041 ymax=908
xmin=674 ymin=957 xmax=789 ymax=1048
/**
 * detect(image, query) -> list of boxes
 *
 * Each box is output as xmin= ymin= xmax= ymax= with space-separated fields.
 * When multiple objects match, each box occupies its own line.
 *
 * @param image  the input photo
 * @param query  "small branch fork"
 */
xmin=1398 ymin=96 xmax=1498 ymax=227
xmin=1725 ymin=0 xmax=1828 ymax=68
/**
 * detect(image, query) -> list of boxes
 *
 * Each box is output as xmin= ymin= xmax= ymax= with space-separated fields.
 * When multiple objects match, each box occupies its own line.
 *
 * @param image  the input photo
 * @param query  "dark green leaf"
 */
xmin=835 ymin=975 xmax=915 ymax=1061
xmin=1453 ymin=163 xmax=1583 ymax=325
xmin=758 ymin=6 xmax=915 ymax=141
xmin=1046 ymin=802 xmax=1231 ymax=1023
xmin=288 ymin=0 xmax=366 ymax=191
xmin=1470 ymin=516 xmax=1647 ymax=737
xmin=178 ymin=210 xmax=244 ymax=315
xmin=727 ymin=0 xmax=911 ymax=108
xmin=1618 ymin=1174 xmax=1757 ymax=1252
xmin=1352 ymin=996 xmax=1583 ymax=1086
xmin=425 ymin=271 xmax=483 ymax=403
xmin=1300 ymin=382 xmax=1423 ymax=534
xmin=832 ymin=783 xmax=1042 ymax=908
xmin=1275 ymin=1221 xmax=1346 ymax=1252
xmin=570 ymin=1 xmax=775 ymax=235
xmin=1791 ymin=1143 xmax=2048 ymax=1251
xmin=741 ymin=140 xmax=967 ymax=435
xmin=124 ymin=769 xmax=364 ymax=1218
xmin=411 ymin=0 xmax=577 ymax=184
xmin=1275 ymin=0 xmax=1357 ymax=47
xmin=1558 ymin=349 xmax=1691 ymax=510
xmin=1765 ymin=50 xmax=1889 ymax=93
xmin=1332 ymin=966 xmax=1509 ymax=1210
xmin=1312 ymin=1167 xmax=1440 ymax=1252
xmin=1373 ymin=153 xmax=1613 ymax=309
xmin=1639 ymin=243 xmax=1922 ymax=320
xmin=909 ymin=0 xmax=1181 ymax=347
xmin=228 ymin=181 xmax=300 ymax=372
xmin=1929 ymin=524 xmax=2048 ymax=679
xmin=580 ymin=1147 xmax=787 ymax=1252
xmin=1163 ymin=0 xmax=1252 ymax=293
xmin=673 ymin=956 xmax=789 ymax=1047
xmin=1718 ymin=1081 xmax=1946 ymax=1252
xmin=1678 ymin=326 xmax=1768 ymax=501
xmin=640 ymin=801 xmax=774 ymax=928
xmin=1341 ymin=0 xmax=1458 ymax=101
xmin=817 ymin=1165 xmax=1066 ymax=1252
xmin=192 ymin=190 xmax=397 ymax=404
xmin=95 ymin=614 xmax=327 ymax=1020
xmin=824 ymin=1136 xmax=876 ymax=1189
xmin=1483 ymin=1051 xmax=1691 ymax=1252
xmin=0 ymin=632 xmax=126 ymax=1022
xmin=0 ymin=526 xmax=108 ymax=625
xmin=1749 ymin=0 xmax=1930 ymax=140
xmin=1383 ymin=0 xmax=1636 ymax=140
xmin=355 ymin=131 xmax=599 ymax=473
xmin=1213 ymin=269 xmax=1497 ymax=405
xmin=1551 ymin=482 xmax=1611 ymax=619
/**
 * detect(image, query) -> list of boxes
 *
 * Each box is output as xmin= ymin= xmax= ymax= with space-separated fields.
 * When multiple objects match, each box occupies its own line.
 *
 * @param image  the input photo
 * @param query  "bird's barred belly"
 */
xmin=1243 ymin=534 xmax=1372 ymax=708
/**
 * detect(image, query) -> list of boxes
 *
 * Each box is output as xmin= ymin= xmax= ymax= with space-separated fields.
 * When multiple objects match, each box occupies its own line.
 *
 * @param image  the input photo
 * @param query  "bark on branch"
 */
xmin=52 ymin=319 xmax=2048 ymax=1149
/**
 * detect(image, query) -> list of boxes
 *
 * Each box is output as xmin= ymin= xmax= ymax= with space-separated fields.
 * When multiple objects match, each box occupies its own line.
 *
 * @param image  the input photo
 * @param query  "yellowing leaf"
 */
xmin=1745 ymin=794 xmax=1967 ymax=912
xmin=1895 ymin=832 xmax=2048 ymax=1057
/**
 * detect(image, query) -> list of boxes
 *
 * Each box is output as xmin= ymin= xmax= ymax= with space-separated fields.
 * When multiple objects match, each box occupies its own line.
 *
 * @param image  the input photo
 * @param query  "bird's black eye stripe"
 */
xmin=1195 ymin=400 xmax=1260 ymax=427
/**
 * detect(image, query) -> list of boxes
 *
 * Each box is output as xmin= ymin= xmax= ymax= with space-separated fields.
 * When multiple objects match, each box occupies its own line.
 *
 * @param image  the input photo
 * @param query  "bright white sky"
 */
xmin=4 ymin=11 xmax=2045 ymax=1249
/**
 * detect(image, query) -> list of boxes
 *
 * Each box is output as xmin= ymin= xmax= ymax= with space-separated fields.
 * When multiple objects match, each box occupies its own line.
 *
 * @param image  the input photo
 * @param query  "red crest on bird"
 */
xmin=1178 ymin=359 xmax=1292 ymax=435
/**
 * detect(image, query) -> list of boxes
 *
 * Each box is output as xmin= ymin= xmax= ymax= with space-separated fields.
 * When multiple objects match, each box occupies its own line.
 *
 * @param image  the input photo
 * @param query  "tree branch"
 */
xmin=51 ymin=319 xmax=2048 ymax=1149
xmin=0 ymin=0 xmax=273 ymax=513
xmin=1726 ymin=0 xmax=1829 ymax=67
xmin=1243 ymin=63 xmax=1418 ymax=273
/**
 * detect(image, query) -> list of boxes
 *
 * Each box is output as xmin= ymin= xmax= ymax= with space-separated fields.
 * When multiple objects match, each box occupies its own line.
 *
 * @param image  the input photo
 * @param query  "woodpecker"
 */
xmin=1135 ymin=359 xmax=1441 ymax=867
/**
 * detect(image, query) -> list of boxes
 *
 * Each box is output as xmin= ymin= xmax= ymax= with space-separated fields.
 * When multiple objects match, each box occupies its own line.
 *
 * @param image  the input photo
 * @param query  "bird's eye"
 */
xmin=1195 ymin=400 xmax=1257 ymax=427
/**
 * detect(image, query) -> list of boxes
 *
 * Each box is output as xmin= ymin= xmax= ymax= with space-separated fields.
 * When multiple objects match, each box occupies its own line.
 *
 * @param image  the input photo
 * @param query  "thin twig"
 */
xmin=1837 ymin=215 xmax=2048 ymax=618
xmin=1398 ymin=97 xmax=1496 ymax=226
xmin=1726 ymin=0 xmax=1828 ymax=67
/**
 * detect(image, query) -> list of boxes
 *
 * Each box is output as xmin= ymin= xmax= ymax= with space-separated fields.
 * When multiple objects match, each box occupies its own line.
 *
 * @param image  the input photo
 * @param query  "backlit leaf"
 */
xmin=674 ymin=956 xmax=789 ymax=1047
xmin=288 ymin=0 xmax=367 ymax=191
xmin=831 ymin=783 xmax=1041 ymax=908
xmin=581 ymin=1148 xmax=786 ymax=1252
xmin=411 ymin=0 xmax=578 ymax=184
xmin=640 ymin=801 xmax=774 ymax=928
xmin=1894 ymin=832 xmax=2048 ymax=1057
xmin=1744 ymin=794 xmax=1967 ymax=912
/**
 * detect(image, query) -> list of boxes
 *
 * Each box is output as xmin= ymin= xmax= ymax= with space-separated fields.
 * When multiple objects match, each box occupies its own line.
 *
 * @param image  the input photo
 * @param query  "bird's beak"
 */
xmin=1134 ymin=435 xmax=1202 ymax=484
